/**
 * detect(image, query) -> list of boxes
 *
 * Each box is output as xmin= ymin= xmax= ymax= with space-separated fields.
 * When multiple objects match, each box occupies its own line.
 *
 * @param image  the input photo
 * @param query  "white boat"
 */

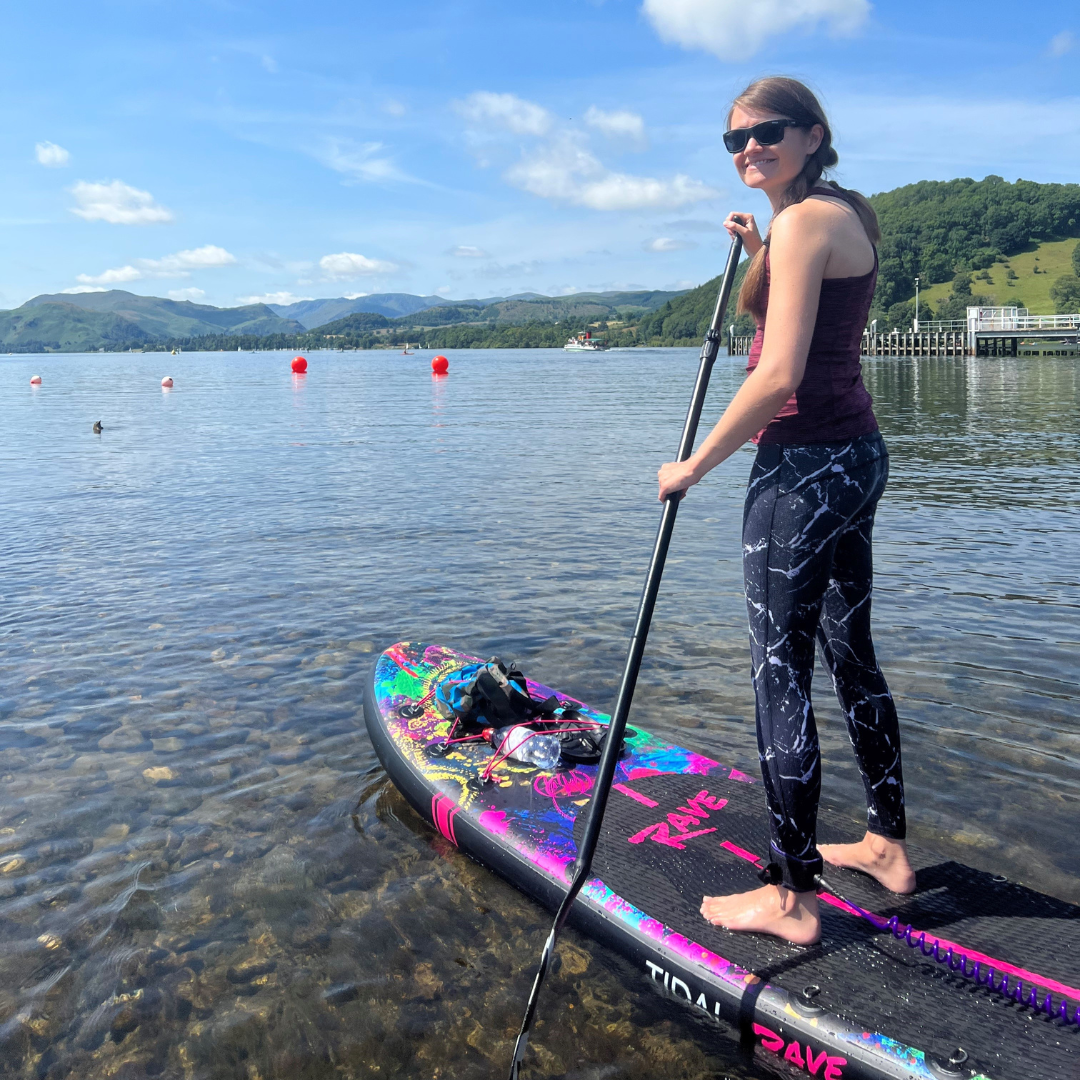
xmin=564 ymin=332 xmax=609 ymax=352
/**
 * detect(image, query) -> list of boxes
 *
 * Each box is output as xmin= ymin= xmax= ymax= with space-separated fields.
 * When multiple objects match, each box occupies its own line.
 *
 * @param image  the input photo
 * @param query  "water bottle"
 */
xmin=490 ymin=725 xmax=562 ymax=770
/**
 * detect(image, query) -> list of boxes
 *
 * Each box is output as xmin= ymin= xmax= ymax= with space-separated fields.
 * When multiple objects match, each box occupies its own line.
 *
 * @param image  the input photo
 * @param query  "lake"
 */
xmin=1 ymin=347 xmax=1077 ymax=1079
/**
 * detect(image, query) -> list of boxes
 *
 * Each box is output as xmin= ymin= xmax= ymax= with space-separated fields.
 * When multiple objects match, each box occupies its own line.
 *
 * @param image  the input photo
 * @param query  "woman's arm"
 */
xmin=657 ymin=204 xmax=833 ymax=500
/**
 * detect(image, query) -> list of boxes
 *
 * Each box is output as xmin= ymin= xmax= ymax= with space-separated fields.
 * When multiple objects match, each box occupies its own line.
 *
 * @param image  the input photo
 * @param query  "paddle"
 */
xmin=507 ymin=224 xmax=746 ymax=1079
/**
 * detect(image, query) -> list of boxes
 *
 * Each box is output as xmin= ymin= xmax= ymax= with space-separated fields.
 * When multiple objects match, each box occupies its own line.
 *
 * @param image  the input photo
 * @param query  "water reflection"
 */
xmin=0 ymin=349 xmax=1076 ymax=1079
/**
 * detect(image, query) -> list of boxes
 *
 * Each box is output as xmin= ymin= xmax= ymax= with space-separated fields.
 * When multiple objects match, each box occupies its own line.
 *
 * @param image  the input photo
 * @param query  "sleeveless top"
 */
xmin=746 ymin=187 xmax=878 ymax=445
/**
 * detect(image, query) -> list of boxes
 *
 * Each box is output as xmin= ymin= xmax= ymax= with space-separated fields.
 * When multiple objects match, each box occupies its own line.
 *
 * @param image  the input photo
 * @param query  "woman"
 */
xmin=657 ymin=76 xmax=915 ymax=946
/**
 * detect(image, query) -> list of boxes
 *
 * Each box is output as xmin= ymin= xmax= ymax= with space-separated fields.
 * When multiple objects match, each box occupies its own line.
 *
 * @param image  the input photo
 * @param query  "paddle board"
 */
xmin=365 ymin=642 xmax=1079 ymax=1080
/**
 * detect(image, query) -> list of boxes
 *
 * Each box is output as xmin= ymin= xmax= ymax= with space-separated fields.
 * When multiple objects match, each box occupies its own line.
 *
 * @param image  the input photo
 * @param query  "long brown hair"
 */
xmin=731 ymin=77 xmax=880 ymax=320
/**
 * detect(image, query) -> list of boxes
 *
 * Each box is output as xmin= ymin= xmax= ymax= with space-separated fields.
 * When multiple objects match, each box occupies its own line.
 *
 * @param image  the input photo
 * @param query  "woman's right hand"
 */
xmin=724 ymin=212 xmax=763 ymax=256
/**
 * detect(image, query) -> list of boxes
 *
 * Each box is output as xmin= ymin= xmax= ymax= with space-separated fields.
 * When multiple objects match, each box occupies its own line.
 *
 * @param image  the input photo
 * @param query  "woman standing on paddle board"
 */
xmin=657 ymin=76 xmax=915 ymax=945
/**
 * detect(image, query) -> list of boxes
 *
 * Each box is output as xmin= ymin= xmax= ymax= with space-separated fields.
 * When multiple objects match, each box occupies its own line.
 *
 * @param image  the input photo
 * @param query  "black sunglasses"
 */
xmin=723 ymin=119 xmax=807 ymax=154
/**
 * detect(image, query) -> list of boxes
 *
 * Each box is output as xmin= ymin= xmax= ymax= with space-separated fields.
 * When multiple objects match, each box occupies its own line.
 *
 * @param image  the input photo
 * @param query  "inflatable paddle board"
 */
xmin=365 ymin=642 xmax=1079 ymax=1080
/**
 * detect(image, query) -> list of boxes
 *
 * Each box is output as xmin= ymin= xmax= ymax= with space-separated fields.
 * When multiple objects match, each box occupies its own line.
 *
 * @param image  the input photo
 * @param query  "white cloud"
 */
xmin=642 ymin=0 xmax=870 ymax=59
xmin=320 ymin=139 xmax=405 ymax=183
xmin=150 ymin=245 xmax=236 ymax=272
xmin=168 ymin=288 xmax=206 ymax=301
xmin=456 ymin=92 xmax=553 ymax=136
xmin=644 ymin=237 xmax=698 ymax=252
xmin=261 ymin=54 xmax=278 ymax=73
xmin=343 ymin=292 xmax=370 ymax=299
xmin=77 ymin=265 xmax=143 ymax=285
xmin=75 ymin=245 xmax=237 ymax=285
xmin=449 ymin=245 xmax=490 ymax=258
xmin=1049 ymin=30 xmax=1075 ymax=56
xmin=35 ymin=141 xmax=70 ymax=167
xmin=435 ymin=285 xmax=453 ymax=297
xmin=584 ymin=106 xmax=646 ymax=142
xmin=319 ymin=252 xmax=399 ymax=279
xmin=69 ymin=180 xmax=174 ymax=225
xmin=384 ymin=99 xmax=407 ymax=117
xmin=60 ymin=285 xmax=108 ymax=294
xmin=237 ymin=291 xmax=316 ymax=306
xmin=506 ymin=135 xmax=718 ymax=210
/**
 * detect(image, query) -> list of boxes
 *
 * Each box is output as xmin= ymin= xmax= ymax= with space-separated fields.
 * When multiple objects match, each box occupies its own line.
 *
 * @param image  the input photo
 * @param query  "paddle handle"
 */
xmin=507 ymin=226 xmax=744 ymax=1079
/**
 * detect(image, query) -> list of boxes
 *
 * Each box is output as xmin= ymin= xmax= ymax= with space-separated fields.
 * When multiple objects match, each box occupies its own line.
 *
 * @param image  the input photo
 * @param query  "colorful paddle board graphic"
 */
xmin=366 ymin=642 xmax=1080 ymax=1080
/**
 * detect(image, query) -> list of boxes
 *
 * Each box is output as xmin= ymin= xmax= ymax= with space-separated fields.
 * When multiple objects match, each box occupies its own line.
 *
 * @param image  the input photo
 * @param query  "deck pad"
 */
xmin=365 ymin=642 xmax=1079 ymax=1080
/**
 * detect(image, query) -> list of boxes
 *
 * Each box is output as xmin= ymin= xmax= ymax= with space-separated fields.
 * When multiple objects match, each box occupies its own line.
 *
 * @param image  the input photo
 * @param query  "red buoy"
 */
xmin=431 ymin=355 xmax=449 ymax=375
xmin=29 ymin=375 xmax=42 ymax=385
xmin=161 ymin=376 xmax=174 ymax=388
xmin=291 ymin=356 xmax=308 ymax=374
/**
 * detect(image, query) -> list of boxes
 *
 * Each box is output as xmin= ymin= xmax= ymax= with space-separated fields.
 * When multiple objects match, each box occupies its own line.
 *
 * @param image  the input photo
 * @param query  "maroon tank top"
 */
xmin=746 ymin=187 xmax=878 ymax=445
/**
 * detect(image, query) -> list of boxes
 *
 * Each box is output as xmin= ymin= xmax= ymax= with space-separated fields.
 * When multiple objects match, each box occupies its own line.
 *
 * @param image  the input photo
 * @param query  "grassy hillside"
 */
xmin=271 ymin=293 xmax=446 ymax=327
xmin=22 ymin=290 xmax=302 ymax=338
xmin=867 ymin=176 xmax=1080 ymax=322
xmin=0 ymin=302 xmax=150 ymax=352
xmin=919 ymin=238 xmax=1080 ymax=314
xmin=632 ymin=260 xmax=752 ymax=344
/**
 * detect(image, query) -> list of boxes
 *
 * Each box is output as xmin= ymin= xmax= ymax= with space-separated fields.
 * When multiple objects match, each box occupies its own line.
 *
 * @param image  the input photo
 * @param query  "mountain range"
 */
xmin=4 ymin=291 xmax=303 ymax=352
xmin=1 ymin=288 xmax=684 ymax=352
xmin=266 ymin=289 xmax=678 ymax=328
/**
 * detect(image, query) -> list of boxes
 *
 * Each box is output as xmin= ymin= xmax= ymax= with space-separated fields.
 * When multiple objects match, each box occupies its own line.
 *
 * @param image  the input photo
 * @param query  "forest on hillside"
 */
xmin=868 ymin=175 xmax=1080 ymax=327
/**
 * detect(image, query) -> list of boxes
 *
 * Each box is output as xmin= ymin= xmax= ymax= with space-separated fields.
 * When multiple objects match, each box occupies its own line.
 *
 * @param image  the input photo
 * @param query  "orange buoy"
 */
xmin=161 ymin=376 xmax=174 ymax=388
xmin=29 ymin=375 xmax=42 ymax=385
xmin=291 ymin=356 xmax=308 ymax=374
xmin=431 ymin=355 xmax=449 ymax=375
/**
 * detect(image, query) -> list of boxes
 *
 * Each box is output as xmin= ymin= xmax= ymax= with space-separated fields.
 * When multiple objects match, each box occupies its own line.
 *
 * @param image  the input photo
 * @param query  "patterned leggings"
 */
xmin=743 ymin=432 xmax=905 ymax=892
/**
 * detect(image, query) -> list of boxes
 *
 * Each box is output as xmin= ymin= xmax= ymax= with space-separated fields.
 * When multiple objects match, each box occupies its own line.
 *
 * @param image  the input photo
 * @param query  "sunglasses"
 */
xmin=723 ymin=119 xmax=807 ymax=154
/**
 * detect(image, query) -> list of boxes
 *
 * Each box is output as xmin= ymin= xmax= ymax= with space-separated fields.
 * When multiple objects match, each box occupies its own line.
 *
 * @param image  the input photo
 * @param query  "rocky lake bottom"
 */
xmin=1 ymin=348 xmax=1077 ymax=1079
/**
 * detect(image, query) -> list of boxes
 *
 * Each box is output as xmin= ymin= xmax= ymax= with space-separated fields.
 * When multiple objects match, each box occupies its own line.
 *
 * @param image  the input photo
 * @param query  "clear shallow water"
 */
xmin=0 ymin=348 xmax=1077 ymax=1080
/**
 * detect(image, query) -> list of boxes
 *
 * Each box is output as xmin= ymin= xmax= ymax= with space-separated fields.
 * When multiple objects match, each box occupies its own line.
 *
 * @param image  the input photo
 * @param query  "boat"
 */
xmin=564 ymin=332 xmax=609 ymax=352
xmin=401 ymin=343 xmax=415 ymax=355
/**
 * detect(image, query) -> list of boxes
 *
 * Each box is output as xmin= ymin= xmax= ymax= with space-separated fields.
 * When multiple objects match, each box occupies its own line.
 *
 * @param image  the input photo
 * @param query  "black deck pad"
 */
xmin=576 ymin=771 xmax=1079 ymax=1080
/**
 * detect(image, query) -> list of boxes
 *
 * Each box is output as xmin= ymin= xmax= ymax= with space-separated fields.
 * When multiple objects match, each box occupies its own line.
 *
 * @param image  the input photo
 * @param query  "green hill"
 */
xmin=8 ymin=177 xmax=1080 ymax=353
xmin=19 ymin=290 xmax=303 ymax=340
xmin=917 ymin=237 xmax=1080 ymax=315
xmin=617 ymin=176 xmax=1080 ymax=342
xmin=0 ymin=302 xmax=151 ymax=352
xmin=868 ymin=175 xmax=1080 ymax=321
xmin=386 ymin=289 xmax=684 ymax=330
xmin=632 ymin=262 xmax=753 ymax=344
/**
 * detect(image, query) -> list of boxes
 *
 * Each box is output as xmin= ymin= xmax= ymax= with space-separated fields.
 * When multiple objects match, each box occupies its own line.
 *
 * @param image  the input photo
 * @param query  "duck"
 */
xmin=92 ymin=421 xmax=103 ymax=434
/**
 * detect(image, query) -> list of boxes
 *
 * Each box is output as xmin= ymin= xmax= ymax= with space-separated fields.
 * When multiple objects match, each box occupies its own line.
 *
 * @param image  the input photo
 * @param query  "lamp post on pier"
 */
xmin=914 ymin=276 xmax=921 ymax=333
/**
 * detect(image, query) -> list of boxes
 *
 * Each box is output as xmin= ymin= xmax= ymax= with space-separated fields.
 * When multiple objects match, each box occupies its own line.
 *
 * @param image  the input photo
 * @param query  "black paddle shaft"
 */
xmin=507 ymin=225 xmax=745 ymax=1079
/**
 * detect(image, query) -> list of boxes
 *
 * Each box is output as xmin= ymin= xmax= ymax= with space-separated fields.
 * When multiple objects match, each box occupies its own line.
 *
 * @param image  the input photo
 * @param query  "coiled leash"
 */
xmin=807 ymin=870 xmax=1080 ymax=1027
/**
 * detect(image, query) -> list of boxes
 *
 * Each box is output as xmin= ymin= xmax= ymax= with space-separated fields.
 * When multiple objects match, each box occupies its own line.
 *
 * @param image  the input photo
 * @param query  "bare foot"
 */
xmin=819 ymin=832 xmax=916 ymax=894
xmin=700 ymin=884 xmax=821 ymax=945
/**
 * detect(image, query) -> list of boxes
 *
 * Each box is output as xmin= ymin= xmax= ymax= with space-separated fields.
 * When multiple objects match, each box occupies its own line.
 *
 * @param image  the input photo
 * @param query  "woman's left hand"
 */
xmin=657 ymin=459 xmax=699 ymax=501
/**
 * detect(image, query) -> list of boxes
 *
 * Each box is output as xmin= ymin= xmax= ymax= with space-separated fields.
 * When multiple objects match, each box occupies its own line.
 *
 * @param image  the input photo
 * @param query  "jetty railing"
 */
xmin=729 ymin=307 xmax=1079 ymax=359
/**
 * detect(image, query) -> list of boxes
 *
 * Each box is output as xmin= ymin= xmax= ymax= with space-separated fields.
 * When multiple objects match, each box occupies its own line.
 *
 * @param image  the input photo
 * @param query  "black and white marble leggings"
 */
xmin=743 ymin=431 xmax=905 ymax=892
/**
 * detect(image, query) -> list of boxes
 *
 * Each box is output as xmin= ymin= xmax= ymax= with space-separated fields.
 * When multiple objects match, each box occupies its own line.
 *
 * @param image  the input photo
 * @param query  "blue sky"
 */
xmin=3 ymin=0 xmax=1078 ymax=310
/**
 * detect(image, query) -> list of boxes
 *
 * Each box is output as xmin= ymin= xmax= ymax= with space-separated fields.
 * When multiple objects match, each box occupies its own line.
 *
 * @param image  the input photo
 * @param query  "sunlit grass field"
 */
xmin=920 ymin=237 xmax=1080 ymax=314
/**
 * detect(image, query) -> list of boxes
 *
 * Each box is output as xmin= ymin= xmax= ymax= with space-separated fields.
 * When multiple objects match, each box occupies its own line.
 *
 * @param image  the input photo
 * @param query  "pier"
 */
xmin=727 ymin=306 xmax=1080 ymax=358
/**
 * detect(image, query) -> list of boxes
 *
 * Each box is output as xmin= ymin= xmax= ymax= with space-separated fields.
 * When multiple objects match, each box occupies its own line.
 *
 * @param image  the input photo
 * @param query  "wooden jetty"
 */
xmin=726 ymin=306 xmax=1079 ymax=358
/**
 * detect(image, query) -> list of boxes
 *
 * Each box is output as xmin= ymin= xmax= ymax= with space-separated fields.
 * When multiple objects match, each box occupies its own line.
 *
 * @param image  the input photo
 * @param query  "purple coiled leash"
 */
xmin=815 ymin=874 xmax=1080 ymax=1027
